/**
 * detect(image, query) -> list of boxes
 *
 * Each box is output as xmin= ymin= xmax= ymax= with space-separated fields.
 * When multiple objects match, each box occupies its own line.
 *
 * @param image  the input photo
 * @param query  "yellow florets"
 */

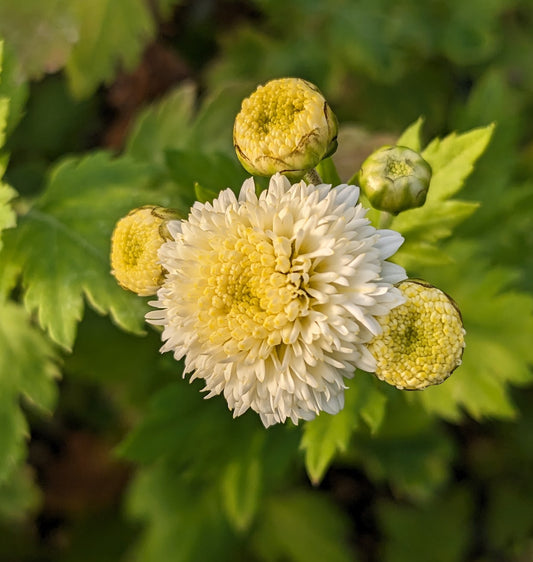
xmin=195 ymin=222 xmax=311 ymax=355
xmin=110 ymin=206 xmax=175 ymax=296
xmin=233 ymin=77 xmax=338 ymax=177
xmin=368 ymin=280 xmax=465 ymax=390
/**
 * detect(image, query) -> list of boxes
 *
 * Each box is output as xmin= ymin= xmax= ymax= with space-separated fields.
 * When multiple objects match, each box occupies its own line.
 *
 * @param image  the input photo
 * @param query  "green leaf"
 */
xmin=422 ymin=124 xmax=495 ymax=202
xmin=125 ymin=83 xmax=197 ymax=167
xmin=0 ymin=0 xmax=76 ymax=80
xmin=392 ymin=200 xmax=479 ymax=268
xmin=126 ymin=82 xmax=249 ymax=167
xmin=118 ymin=380 xmax=262 ymax=473
xmin=0 ymin=99 xmax=7 ymax=150
xmin=66 ymin=0 xmax=155 ymax=98
xmin=220 ymin=438 xmax=263 ymax=532
xmin=0 ymin=466 xmax=40 ymax=521
xmin=352 ymin=393 xmax=456 ymax=502
xmin=194 ymin=182 xmax=220 ymax=204
xmin=3 ymin=152 xmax=161 ymax=350
xmin=0 ymin=40 xmax=29 ymax=136
xmin=0 ymin=399 xmax=26 ymax=484
xmin=252 ymin=490 xmax=356 ymax=562
xmin=378 ymin=486 xmax=473 ymax=562
xmin=486 ymin=482 xmax=533 ymax=553
xmin=388 ymin=125 xmax=493 ymax=270
xmin=0 ymin=182 xmax=16 ymax=253
xmin=127 ymin=462 xmax=237 ymax=562
xmin=0 ymin=301 xmax=59 ymax=410
xmin=301 ymin=374 xmax=386 ymax=484
xmin=396 ymin=117 xmax=424 ymax=152
xmin=413 ymin=242 xmax=533 ymax=421
xmin=0 ymin=301 xmax=59 ymax=482
xmin=391 ymin=241 xmax=453 ymax=270
xmin=165 ymin=150 xmax=248 ymax=207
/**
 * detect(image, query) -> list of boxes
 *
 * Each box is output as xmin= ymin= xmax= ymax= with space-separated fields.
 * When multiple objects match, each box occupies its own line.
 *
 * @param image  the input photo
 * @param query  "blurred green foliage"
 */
xmin=1 ymin=0 xmax=533 ymax=561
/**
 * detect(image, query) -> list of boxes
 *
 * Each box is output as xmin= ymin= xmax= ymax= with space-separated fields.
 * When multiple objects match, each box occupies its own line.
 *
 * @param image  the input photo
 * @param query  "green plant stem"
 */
xmin=304 ymin=169 xmax=323 ymax=184
xmin=378 ymin=211 xmax=394 ymax=229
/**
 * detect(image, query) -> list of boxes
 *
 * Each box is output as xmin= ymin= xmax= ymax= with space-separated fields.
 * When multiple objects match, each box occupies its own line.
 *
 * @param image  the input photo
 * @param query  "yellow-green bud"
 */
xmin=233 ymin=77 xmax=338 ymax=179
xmin=359 ymin=146 xmax=431 ymax=214
xmin=367 ymin=280 xmax=465 ymax=390
xmin=110 ymin=206 xmax=179 ymax=296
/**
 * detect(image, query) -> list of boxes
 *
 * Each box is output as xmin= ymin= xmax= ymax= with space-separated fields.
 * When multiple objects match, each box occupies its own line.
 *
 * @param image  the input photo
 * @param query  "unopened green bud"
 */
xmin=359 ymin=146 xmax=431 ymax=214
xmin=233 ymin=77 xmax=338 ymax=179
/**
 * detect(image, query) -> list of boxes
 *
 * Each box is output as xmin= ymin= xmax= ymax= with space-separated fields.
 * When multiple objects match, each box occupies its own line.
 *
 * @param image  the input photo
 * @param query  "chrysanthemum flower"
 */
xmin=146 ymin=174 xmax=406 ymax=426
xmin=233 ymin=78 xmax=338 ymax=178
xmin=111 ymin=206 xmax=178 ymax=296
xmin=367 ymin=280 xmax=465 ymax=390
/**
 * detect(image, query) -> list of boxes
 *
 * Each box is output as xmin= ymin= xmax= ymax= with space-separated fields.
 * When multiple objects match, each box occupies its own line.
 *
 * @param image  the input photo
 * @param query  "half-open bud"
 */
xmin=110 ymin=206 xmax=179 ymax=296
xmin=233 ymin=78 xmax=338 ymax=178
xmin=367 ymin=279 xmax=465 ymax=390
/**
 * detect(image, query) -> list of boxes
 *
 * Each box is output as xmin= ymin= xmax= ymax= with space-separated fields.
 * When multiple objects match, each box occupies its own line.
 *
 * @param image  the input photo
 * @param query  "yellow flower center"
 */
xmin=368 ymin=280 xmax=465 ymax=389
xmin=386 ymin=158 xmax=413 ymax=180
xmin=194 ymin=223 xmax=311 ymax=356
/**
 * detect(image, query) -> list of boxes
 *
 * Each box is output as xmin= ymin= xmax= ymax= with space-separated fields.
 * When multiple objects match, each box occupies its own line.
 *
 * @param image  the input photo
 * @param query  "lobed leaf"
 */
xmin=396 ymin=116 xmax=424 ymax=152
xmin=0 ymin=301 xmax=60 ymax=482
xmin=66 ymin=0 xmax=155 ymax=98
xmin=422 ymin=124 xmax=495 ymax=202
xmin=2 ymin=152 xmax=162 ymax=350
xmin=414 ymin=242 xmax=533 ymax=421
xmin=301 ymin=374 xmax=386 ymax=484
xmin=351 ymin=392 xmax=456 ymax=502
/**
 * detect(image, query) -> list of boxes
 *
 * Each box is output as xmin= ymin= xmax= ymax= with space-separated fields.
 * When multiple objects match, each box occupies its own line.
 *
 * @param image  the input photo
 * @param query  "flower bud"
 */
xmin=367 ymin=280 xmax=465 ymax=390
xmin=233 ymin=77 xmax=338 ymax=178
xmin=110 ymin=206 xmax=179 ymax=296
xmin=359 ymin=146 xmax=431 ymax=214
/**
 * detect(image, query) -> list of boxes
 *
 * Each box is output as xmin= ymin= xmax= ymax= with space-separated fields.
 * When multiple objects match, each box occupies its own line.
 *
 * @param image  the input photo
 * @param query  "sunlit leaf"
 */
xmin=66 ymin=0 xmax=155 ymax=98
xmin=422 ymin=124 xmax=495 ymax=202
xmin=2 ymin=152 xmax=161 ymax=349
xmin=396 ymin=117 xmax=424 ymax=152
xmin=413 ymin=242 xmax=533 ymax=421
xmin=125 ymin=83 xmax=197 ymax=167
xmin=0 ymin=0 xmax=77 ymax=80
xmin=0 ymin=301 xmax=59 ymax=482
xmin=301 ymin=374 xmax=386 ymax=484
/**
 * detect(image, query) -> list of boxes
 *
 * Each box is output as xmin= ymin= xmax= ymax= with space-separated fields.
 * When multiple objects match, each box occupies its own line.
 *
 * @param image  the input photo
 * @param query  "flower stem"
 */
xmin=304 ymin=168 xmax=323 ymax=184
xmin=378 ymin=211 xmax=394 ymax=229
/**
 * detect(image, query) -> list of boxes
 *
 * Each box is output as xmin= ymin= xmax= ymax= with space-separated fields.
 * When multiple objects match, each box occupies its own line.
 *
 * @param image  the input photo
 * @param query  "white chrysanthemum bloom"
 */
xmin=146 ymin=174 xmax=406 ymax=427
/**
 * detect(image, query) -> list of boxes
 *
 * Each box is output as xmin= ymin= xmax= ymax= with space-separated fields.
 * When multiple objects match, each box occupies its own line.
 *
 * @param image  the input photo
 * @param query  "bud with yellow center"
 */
xmin=367 ymin=280 xmax=465 ymax=390
xmin=359 ymin=146 xmax=431 ymax=214
xmin=110 ymin=206 xmax=178 ymax=296
xmin=233 ymin=77 xmax=338 ymax=178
